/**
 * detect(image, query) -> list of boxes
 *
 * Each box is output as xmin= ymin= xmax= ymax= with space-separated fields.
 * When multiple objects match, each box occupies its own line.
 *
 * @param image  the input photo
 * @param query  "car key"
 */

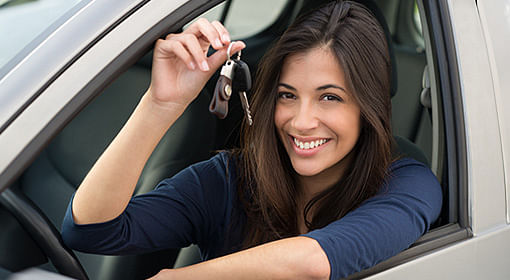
xmin=209 ymin=46 xmax=237 ymax=119
xmin=232 ymin=58 xmax=253 ymax=126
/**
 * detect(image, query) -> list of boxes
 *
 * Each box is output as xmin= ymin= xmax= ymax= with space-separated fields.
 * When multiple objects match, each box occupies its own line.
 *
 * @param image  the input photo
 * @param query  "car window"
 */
xmin=0 ymin=0 xmax=90 ymax=77
xmin=186 ymin=0 xmax=289 ymax=39
xmin=0 ymin=0 xmax=471 ymax=278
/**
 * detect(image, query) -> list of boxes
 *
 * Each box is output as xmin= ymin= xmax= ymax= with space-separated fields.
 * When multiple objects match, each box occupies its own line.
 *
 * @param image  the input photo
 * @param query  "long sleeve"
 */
xmin=303 ymin=158 xmax=443 ymax=279
xmin=61 ymin=152 xmax=235 ymax=257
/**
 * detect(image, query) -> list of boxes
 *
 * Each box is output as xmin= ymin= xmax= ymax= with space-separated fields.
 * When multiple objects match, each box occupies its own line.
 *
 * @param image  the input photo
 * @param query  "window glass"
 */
xmin=186 ymin=0 xmax=288 ymax=39
xmin=0 ymin=0 xmax=90 ymax=74
xmin=224 ymin=0 xmax=288 ymax=39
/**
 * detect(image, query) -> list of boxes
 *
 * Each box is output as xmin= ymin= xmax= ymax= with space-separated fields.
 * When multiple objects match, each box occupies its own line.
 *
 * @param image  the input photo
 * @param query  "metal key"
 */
xmin=232 ymin=58 xmax=253 ymax=126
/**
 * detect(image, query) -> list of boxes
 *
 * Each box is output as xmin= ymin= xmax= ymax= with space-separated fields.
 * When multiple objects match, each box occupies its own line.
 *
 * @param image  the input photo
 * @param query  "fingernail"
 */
xmin=189 ymin=62 xmax=196 ymax=70
xmin=201 ymin=61 xmax=210 ymax=71
xmin=215 ymin=38 xmax=223 ymax=48
xmin=222 ymin=34 xmax=230 ymax=43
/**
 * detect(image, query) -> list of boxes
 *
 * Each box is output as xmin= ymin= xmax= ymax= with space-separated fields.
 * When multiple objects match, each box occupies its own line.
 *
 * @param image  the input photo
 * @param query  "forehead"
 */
xmin=279 ymin=47 xmax=347 ymax=86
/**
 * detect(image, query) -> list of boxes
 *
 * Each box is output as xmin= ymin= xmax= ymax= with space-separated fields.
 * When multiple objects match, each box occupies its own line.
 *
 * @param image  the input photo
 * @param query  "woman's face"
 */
xmin=274 ymin=47 xmax=361 ymax=182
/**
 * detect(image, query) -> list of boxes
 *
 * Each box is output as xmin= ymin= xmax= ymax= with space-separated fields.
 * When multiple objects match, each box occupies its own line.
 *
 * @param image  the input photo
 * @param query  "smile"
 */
xmin=293 ymin=137 xmax=330 ymax=150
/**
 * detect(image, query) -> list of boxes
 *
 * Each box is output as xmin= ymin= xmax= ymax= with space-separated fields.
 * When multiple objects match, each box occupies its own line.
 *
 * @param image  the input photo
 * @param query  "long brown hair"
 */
xmin=234 ymin=0 xmax=393 ymax=249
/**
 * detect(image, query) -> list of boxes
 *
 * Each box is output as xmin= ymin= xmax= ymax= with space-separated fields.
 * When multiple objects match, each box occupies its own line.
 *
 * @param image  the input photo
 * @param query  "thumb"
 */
xmin=207 ymin=41 xmax=247 ymax=72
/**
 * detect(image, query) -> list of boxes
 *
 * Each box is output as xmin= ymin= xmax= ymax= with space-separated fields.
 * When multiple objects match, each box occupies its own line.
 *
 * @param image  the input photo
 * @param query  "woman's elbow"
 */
xmin=298 ymin=237 xmax=330 ymax=280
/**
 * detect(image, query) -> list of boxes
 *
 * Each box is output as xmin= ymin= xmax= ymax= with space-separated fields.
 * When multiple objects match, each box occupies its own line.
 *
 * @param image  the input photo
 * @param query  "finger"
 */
xmin=186 ymin=18 xmax=224 ymax=50
xmin=158 ymin=39 xmax=196 ymax=70
xmin=174 ymin=34 xmax=210 ymax=71
xmin=211 ymin=20 xmax=231 ymax=45
xmin=208 ymin=41 xmax=246 ymax=71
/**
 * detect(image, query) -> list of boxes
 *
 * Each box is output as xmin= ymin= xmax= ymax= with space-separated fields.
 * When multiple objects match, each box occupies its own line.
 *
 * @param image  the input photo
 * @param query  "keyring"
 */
xmin=227 ymin=41 xmax=241 ymax=60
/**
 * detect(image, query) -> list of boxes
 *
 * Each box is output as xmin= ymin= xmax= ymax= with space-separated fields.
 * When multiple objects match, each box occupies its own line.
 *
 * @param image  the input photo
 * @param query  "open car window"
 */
xmin=0 ymin=0 xmax=481 ymax=278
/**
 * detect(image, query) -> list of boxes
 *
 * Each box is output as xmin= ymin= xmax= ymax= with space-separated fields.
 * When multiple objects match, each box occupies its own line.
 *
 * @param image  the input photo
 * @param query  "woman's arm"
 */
xmin=147 ymin=158 xmax=441 ymax=280
xmin=72 ymin=93 xmax=184 ymax=224
xmin=150 ymin=237 xmax=330 ymax=280
xmin=72 ymin=19 xmax=245 ymax=224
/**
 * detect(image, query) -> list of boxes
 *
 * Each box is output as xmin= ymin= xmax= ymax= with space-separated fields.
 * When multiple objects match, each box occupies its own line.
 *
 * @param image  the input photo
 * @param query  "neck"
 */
xmin=297 ymin=153 xmax=353 ymax=202
xmin=298 ymin=173 xmax=339 ymax=202
xmin=295 ymin=150 xmax=356 ymax=230
xmin=294 ymin=151 xmax=355 ymax=234
xmin=296 ymin=163 xmax=346 ymax=234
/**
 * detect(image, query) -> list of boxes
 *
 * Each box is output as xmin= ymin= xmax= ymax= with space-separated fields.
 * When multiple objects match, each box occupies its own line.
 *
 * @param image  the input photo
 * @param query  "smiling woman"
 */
xmin=61 ymin=1 xmax=441 ymax=279
xmin=238 ymin=0 xmax=397 ymax=250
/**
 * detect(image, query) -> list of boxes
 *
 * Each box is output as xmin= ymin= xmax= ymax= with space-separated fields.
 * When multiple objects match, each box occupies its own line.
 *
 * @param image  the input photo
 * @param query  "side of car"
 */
xmin=0 ymin=0 xmax=508 ymax=279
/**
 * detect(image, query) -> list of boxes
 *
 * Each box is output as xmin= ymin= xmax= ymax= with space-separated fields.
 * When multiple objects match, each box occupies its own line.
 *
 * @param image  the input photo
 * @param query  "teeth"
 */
xmin=293 ymin=137 xmax=328 ymax=150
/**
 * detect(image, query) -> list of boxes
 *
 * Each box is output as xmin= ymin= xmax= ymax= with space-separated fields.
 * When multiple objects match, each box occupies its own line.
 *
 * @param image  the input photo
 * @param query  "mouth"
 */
xmin=291 ymin=136 xmax=330 ymax=151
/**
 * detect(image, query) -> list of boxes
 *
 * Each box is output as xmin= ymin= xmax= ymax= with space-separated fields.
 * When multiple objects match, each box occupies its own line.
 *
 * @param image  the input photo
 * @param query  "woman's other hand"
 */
xmin=149 ymin=18 xmax=245 ymax=109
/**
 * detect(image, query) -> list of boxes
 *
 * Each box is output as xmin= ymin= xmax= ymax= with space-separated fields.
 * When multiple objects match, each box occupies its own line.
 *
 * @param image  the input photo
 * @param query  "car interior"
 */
xmin=0 ymin=0 xmax=449 ymax=279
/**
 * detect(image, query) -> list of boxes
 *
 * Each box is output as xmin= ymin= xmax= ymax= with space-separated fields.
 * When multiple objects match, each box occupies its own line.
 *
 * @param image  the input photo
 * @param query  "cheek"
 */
xmin=327 ymin=108 xmax=361 ymax=140
xmin=347 ymin=111 xmax=362 ymax=141
xmin=274 ymin=103 xmax=289 ymax=130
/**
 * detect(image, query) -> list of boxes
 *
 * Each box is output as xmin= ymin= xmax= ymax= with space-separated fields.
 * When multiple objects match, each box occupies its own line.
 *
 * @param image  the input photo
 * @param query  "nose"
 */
xmin=291 ymin=101 xmax=319 ymax=132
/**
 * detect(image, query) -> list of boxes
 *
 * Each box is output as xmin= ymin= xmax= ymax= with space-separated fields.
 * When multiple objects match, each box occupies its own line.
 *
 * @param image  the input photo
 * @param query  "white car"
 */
xmin=0 ymin=0 xmax=508 ymax=279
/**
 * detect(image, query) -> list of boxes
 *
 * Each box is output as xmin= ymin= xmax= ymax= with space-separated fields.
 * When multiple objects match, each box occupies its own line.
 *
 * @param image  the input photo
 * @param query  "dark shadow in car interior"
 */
xmin=0 ymin=0 xmax=448 ymax=279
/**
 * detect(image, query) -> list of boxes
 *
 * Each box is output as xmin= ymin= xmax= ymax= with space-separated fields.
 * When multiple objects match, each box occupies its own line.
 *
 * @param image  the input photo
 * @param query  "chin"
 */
xmin=290 ymin=160 xmax=323 ymax=177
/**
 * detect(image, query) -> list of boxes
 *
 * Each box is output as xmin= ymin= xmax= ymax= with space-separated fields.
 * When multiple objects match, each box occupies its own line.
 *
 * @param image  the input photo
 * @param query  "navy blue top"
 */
xmin=62 ymin=152 xmax=442 ymax=279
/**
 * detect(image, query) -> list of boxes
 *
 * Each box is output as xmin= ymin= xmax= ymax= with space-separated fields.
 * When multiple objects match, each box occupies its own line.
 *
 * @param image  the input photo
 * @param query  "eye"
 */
xmin=277 ymin=92 xmax=296 ymax=100
xmin=320 ymin=94 xmax=343 ymax=102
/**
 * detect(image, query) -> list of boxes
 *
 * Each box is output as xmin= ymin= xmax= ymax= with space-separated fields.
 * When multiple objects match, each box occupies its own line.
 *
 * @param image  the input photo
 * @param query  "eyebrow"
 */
xmin=278 ymin=83 xmax=346 ymax=93
xmin=278 ymin=83 xmax=297 ymax=91
xmin=316 ymin=84 xmax=346 ymax=92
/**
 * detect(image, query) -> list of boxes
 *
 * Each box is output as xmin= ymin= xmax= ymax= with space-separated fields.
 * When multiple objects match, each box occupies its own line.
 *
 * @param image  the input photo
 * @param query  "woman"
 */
xmin=62 ymin=1 xmax=442 ymax=279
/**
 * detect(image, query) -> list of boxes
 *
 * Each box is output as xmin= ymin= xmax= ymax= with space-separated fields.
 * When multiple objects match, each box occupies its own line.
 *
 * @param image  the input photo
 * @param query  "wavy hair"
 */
xmin=234 ymin=0 xmax=394 ymax=249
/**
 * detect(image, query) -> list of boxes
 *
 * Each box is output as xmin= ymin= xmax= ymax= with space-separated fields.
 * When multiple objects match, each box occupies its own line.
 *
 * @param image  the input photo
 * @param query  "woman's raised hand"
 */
xmin=72 ymin=19 xmax=245 ymax=226
xmin=149 ymin=18 xmax=245 ymax=109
